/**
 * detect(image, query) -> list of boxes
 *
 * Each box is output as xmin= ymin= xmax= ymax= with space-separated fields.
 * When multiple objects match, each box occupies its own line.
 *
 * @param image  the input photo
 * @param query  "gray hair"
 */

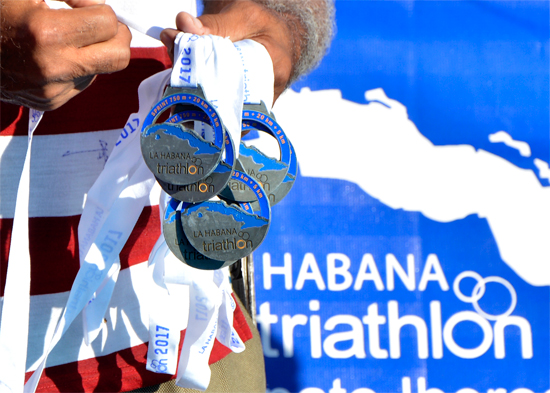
xmin=255 ymin=0 xmax=335 ymax=84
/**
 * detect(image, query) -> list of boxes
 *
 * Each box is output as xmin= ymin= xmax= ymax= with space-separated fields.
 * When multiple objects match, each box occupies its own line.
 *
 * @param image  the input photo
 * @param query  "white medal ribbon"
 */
xmin=107 ymin=1 xmax=164 ymax=41
xmin=145 ymin=33 xmax=247 ymax=390
xmin=146 ymin=239 xmax=182 ymax=376
xmin=234 ymin=39 xmax=275 ymax=108
xmin=171 ymin=32 xmax=243 ymax=149
xmin=145 ymin=191 xmax=183 ymax=376
xmin=22 ymin=70 xmax=169 ymax=393
xmin=146 ymin=36 xmax=275 ymax=391
xmin=82 ymin=258 xmax=120 ymax=344
xmin=0 ymin=109 xmax=43 ymax=393
xmin=175 ymin=270 xmax=221 ymax=390
xmin=5 ymin=32 xmax=273 ymax=393
xmin=77 ymin=70 xmax=170 ymax=348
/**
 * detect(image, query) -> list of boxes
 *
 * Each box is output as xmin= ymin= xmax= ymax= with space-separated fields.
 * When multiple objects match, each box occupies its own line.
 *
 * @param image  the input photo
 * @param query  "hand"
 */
xmin=0 ymin=0 xmax=132 ymax=111
xmin=160 ymin=0 xmax=299 ymax=103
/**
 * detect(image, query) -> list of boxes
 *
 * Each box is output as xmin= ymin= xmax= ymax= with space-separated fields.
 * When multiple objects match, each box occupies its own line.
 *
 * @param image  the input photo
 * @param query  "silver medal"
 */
xmin=251 ymin=140 xmax=297 ymax=209
xmin=220 ymin=102 xmax=291 ymax=202
xmin=155 ymin=110 xmax=236 ymax=203
xmin=163 ymin=198 xmax=232 ymax=270
xmin=140 ymin=86 xmax=225 ymax=186
xmin=180 ymin=170 xmax=271 ymax=262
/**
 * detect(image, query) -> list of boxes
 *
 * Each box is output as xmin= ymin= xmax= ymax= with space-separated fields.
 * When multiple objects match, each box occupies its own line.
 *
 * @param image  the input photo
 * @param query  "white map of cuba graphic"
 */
xmin=271 ymin=88 xmax=550 ymax=287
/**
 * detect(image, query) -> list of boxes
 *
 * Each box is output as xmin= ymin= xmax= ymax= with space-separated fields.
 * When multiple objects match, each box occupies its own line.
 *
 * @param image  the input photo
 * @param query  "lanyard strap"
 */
xmin=234 ymin=39 xmax=274 ymax=107
xmin=171 ymin=33 xmax=244 ymax=151
xmin=165 ymin=37 xmax=273 ymax=391
xmin=22 ymin=70 xmax=170 ymax=393
xmin=146 ymin=33 xmax=246 ymax=390
xmin=0 ymin=109 xmax=43 ymax=393
xmin=4 ymin=34 xmax=274 ymax=393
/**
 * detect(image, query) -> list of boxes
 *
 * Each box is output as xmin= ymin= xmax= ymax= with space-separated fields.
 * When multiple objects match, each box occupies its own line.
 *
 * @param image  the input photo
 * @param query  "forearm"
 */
xmin=202 ymin=0 xmax=335 ymax=84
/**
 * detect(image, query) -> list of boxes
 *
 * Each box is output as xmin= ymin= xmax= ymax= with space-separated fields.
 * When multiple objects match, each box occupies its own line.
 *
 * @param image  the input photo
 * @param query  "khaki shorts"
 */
xmin=129 ymin=296 xmax=266 ymax=393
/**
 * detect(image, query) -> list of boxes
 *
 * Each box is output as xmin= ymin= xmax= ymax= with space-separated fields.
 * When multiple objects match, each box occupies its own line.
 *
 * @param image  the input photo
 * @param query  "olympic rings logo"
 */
xmin=453 ymin=271 xmax=517 ymax=321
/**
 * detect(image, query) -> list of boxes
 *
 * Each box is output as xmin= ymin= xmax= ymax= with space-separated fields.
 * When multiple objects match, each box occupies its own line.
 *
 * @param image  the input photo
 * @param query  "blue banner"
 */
xmin=252 ymin=1 xmax=550 ymax=392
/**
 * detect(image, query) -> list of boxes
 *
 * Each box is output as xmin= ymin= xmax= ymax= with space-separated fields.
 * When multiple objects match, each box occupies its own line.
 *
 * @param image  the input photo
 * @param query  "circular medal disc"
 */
xmin=251 ymin=140 xmax=297 ymax=209
xmin=155 ymin=110 xmax=236 ymax=203
xmin=163 ymin=197 xmax=232 ymax=270
xmin=141 ymin=92 xmax=225 ymax=186
xmin=220 ymin=106 xmax=291 ymax=202
xmin=181 ymin=170 xmax=271 ymax=262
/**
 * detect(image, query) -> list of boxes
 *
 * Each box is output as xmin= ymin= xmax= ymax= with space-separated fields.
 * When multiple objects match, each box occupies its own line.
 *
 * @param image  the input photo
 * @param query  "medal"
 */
xmin=251 ymin=140 xmax=297 ymax=209
xmin=163 ymin=197 xmax=232 ymax=270
xmin=141 ymin=86 xmax=225 ymax=186
xmin=220 ymin=102 xmax=291 ymax=202
xmin=155 ymin=110 xmax=236 ymax=203
xmin=180 ymin=170 xmax=271 ymax=262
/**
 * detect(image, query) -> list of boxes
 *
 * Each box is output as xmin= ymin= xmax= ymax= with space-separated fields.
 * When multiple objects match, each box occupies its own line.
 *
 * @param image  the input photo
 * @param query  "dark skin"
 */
xmin=0 ymin=0 xmax=299 ymax=111
xmin=0 ymin=0 xmax=131 ymax=111
xmin=160 ymin=0 xmax=299 ymax=102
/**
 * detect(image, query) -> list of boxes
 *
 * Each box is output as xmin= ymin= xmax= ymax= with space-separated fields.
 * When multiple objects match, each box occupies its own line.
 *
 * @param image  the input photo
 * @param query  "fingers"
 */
xmin=160 ymin=13 xmax=206 ymax=60
xmin=40 ymin=5 xmax=121 ymax=48
xmin=6 ymin=75 xmax=97 ymax=111
xmin=163 ymin=3 xmax=264 ymax=46
xmin=176 ymin=4 xmax=260 ymax=42
xmin=175 ymin=12 xmax=205 ymax=35
xmin=63 ymin=0 xmax=106 ymax=7
xmin=29 ymin=5 xmax=132 ymax=77
xmin=0 ymin=0 xmax=131 ymax=110
xmin=160 ymin=28 xmax=179 ymax=60
xmin=159 ymin=1 xmax=294 ymax=103
xmin=76 ymin=22 xmax=132 ymax=75
xmin=197 ymin=1 xmax=293 ymax=101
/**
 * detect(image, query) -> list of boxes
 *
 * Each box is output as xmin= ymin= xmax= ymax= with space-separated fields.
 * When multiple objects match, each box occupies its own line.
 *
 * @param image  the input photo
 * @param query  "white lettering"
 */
xmin=418 ymin=377 xmax=444 ymax=393
xmin=257 ymin=302 xmax=280 ymax=357
xmin=300 ymin=389 xmax=324 ymax=393
xmin=282 ymin=314 xmax=307 ymax=358
xmin=386 ymin=254 xmax=416 ymax=291
xmin=354 ymin=253 xmax=385 ymax=291
xmin=418 ymin=254 xmax=449 ymax=291
xmin=310 ymin=300 xmax=322 ymax=358
xmin=430 ymin=301 xmax=443 ymax=359
xmin=263 ymin=252 xmax=293 ymax=290
xmin=327 ymin=253 xmax=353 ymax=291
xmin=323 ymin=315 xmax=366 ymax=359
xmin=388 ymin=300 xmax=429 ymax=359
xmin=443 ymin=311 xmax=492 ymax=359
xmin=352 ymin=389 xmax=376 ymax=393
xmin=362 ymin=304 xmax=388 ymax=359
xmin=402 ymin=377 xmax=412 ymax=393
xmin=329 ymin=379 xmax=346 ymax=393
xmin=493 ymin=316 xmax=533 ymax=359
xmin=296 ymin=253 xmax=326 ymax=290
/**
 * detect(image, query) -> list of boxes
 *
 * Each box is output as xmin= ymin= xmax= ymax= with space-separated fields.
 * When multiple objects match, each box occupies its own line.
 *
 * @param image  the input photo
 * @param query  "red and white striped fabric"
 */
xmin=0 ymin=45 xmax=252 ymax=392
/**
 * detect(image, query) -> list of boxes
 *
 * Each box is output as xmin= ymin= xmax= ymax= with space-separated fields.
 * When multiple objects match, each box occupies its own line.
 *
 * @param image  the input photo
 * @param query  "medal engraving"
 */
xmin=251 ymin=140 xmax=297 ymax=209
xmin=140 ymin=88 xmax=226 ymax=185
xmin=163 ymin=198 xmax=230 ymax=270
xmin=220 ymin=103 xmax=291 ymax=202
xmin=181 ymin=171 xmax=271 ymax=261
xmin=142 ymin=122 xmax=222 ymax=185
xmin=155 ymin=111 xmax=236 ymax=203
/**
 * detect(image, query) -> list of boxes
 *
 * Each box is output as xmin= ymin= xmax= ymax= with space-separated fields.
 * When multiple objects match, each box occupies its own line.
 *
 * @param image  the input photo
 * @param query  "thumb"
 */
xmin=160 ymin=8 xmax=253 ymax=60
xmin=179 ymin=2 xmax=261 ymax=42
xmin=160 ymin=12 xmax=205 ymax=57
xmin=63 ymin=0 xmax=106 ymax=8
